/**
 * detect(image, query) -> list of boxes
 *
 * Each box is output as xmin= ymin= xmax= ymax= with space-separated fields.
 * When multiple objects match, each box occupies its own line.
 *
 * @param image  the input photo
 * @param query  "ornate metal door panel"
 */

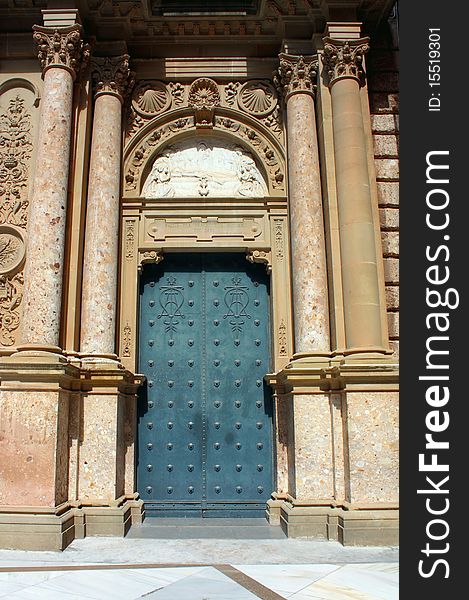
xmin=137 ymin=253 xmax=273 ymax=516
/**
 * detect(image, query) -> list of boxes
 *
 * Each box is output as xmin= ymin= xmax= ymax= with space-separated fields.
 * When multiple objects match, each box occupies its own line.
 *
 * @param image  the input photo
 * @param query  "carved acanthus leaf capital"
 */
xmin=91 ymin=55 xmax=132 ymax=101
xmin=322 ymin=37 xmax=370 ymax=87
xmin=274 ymin=53 xmax=318 ymax=100
xmin=32 ymin=25 xmax=89 ymax=80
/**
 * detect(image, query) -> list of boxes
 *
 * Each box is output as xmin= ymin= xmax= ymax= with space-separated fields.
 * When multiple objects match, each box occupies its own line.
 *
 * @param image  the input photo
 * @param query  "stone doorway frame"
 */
xmin=119 ymin=116 xmax=294 ymax=499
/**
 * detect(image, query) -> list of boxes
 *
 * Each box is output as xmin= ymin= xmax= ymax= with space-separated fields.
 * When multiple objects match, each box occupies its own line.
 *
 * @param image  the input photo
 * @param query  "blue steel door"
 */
xmin=137 ymin=253 xmax=273 ymax=517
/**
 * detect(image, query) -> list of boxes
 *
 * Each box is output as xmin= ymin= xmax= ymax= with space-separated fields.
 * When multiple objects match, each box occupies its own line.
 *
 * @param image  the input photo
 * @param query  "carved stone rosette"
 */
xmin=274 ymin=53 xmax=318 ymax=100
xmin=91 ymin=55 xmax=132 ymax=102
xmin=32 ymin=24 xmax=89 ymax=80
xmin=322 ymin=37 xmax=370 ymax=86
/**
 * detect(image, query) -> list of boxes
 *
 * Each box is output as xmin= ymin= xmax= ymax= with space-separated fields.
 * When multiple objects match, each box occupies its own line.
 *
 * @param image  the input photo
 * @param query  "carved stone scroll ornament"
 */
xmin=0 ymin=95 xmax=32 ymax=229
xmin=0 ymin=93 xmax=33 ymax=347
xmin=322 ymin=37 xmax=370 ymax=86
xmin=246 ymin=250 xmax=272 ymax=274
xmin=91 ymin=55 xmax=132 ymax=101
xmin=32 ymin=24 xmax=90 ymax=80
xmin=274 ymin=53 xmax=318 ymax=100
xmin=188 ymin=78 xmax=220 ymax=127
xmin=138 ymin=250 xmax=164 ymax=273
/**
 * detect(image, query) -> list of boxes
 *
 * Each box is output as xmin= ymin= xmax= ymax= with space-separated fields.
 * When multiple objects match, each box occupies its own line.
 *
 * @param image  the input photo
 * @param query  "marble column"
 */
xmin=323 ymin=37 xmax=387 ymax=352
xmin=275 ymin=54 xmax=330 ymax=354
xmin=20 ymin=25 xmax=88 ymax=350
xmin=80 ymin=56 xmax=130 ymax=357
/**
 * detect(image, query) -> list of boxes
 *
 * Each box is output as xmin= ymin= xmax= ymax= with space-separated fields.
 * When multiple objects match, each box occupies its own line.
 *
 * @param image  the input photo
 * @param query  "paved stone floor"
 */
xmin=0 ymin=526 xmax=399 ymax=599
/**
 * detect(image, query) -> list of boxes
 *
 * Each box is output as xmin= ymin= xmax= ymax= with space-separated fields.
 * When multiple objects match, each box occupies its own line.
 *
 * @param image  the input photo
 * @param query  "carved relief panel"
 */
xmin=124 ymin=77 xmax=285 ymax=197
xmin=0 ymin=79 xmax=40 ymax=349
xmin=142 ymin=137 xmax=268 ymax=198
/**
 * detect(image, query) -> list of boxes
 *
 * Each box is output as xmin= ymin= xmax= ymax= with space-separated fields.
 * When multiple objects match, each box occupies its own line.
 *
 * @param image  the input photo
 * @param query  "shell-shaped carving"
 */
xmin=188 ymin=77 xmax=220 ymax=109
xmin=238 ymin=80 xmax=277 ymax=116
xmin=132 ymin=81 xmax=171 ymax=117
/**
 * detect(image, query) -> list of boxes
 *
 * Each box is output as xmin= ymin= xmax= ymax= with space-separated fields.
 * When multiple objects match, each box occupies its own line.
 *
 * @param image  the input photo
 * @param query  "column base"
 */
xmin=276 ymin=499 xmax=399 ymax=546
xmin=0 ymin=498 xmax=145 ymax=551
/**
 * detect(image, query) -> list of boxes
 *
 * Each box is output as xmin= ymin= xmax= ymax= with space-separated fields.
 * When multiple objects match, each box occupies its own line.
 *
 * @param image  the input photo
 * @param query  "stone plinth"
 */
xmin=267 ymin=356 xmax=399 ymax=545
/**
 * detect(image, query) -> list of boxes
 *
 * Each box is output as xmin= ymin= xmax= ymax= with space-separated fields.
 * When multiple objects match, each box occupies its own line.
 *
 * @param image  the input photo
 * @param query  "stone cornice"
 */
xmin=91 ymin=55 xmax=132 ymax=102
xmin=32 ymin=24 xmax=90 ymax=81
xmin=274 ymin=53 xmax=318 ymax=101
xmin=322 ymin=37 xmax=370 ymax=87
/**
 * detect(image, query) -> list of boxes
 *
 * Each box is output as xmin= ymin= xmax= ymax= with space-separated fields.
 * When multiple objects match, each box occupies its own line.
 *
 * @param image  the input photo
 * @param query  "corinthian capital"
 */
xmin=91 ymin=55 xmax=132 ymax=102
xmin=274 ymin=53 xmax=318 ymax=101
xmin=322 ymin=37 xmax=370 ymax=87
xmin=33 ymin=24 xmax=89 ymax=80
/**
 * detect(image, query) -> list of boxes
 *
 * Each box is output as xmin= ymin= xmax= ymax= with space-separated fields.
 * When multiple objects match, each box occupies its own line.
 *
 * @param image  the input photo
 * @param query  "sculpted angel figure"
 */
xmin=143 ymin=155 xmax=175 ymax=198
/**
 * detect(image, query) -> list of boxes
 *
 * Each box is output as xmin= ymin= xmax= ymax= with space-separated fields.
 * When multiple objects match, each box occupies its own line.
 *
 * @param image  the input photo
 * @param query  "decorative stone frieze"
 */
xmin=322 ymin=37 xmax=370 ymax=86
xmin=274 ymin=53 xmax=318 ymax=100
xmin=0 ymin=92 xmax=34 ymax=347
xmin=126 ymin=79 xmax=284 ymax=145
xmin=32 ymin=25 xmax=89 ymax=80
xmin=91 ymin=55 xmax=132 ymax=101
xmin=0 ymin=95 xmax=32 ymax=230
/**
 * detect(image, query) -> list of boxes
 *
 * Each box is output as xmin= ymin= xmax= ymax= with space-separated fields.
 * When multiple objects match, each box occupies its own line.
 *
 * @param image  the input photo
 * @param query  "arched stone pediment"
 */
xmin=123 ymin=78 xmax=286 ymax=198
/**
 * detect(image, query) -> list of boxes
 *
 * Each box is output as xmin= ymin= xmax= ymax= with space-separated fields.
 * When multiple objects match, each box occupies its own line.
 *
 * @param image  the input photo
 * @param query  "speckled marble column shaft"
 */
xmin=21 ymin=67 xmax=74 ymax=347
xmin=286 ymin=92 xmax=330 ymax=353
xmin=80 ymin=93 xmax=123 ymax=355
xmin=329 ymin=77 xmax=383 ymax=349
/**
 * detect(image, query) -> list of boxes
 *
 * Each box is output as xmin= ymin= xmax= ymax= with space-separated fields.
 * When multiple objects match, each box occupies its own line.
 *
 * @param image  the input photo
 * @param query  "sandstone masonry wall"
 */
xmin=368 ymin=18 xmax=399 ymax=357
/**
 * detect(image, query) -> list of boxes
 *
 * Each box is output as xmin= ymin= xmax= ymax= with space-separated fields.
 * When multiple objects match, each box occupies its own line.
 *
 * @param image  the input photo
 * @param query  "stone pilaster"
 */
xmin=322 ymin=35 xmax=389 ymax=354
xmin=80 ymin=55 xmax=131 ymax=356
xmin=275 ymin=53 xmax=330 ymax=354
xmin=20 ymin=25 xmax=88 ymax=350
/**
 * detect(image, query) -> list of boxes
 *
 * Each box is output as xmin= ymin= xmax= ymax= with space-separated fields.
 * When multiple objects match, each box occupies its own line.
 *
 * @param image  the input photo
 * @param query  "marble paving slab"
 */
xmin=0 ymin=563 xmax=399 ymax=600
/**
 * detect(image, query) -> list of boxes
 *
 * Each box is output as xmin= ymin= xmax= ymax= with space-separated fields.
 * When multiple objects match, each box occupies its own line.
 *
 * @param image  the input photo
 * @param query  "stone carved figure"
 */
xmin=142 ymin=154 xmax=175 ymax=197
xmin=142 ymin=137 xmax=268 ymax=198
xmin=235 ymin=147 xmax=266 ymax=197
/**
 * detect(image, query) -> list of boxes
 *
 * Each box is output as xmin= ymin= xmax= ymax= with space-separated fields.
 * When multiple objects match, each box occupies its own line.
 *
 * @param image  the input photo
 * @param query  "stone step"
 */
xmin=126 ymin=518 xmax=286 ymax=539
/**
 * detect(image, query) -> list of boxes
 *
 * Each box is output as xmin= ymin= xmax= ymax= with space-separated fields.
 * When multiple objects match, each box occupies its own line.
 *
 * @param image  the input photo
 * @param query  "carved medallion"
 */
xmin=132 ymin=81 xmax=171 ymax=117
xmin=238 ymin=80 xmax=277 ymax=117
xmin=0 ymin=225 xmax=25 ymax=275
